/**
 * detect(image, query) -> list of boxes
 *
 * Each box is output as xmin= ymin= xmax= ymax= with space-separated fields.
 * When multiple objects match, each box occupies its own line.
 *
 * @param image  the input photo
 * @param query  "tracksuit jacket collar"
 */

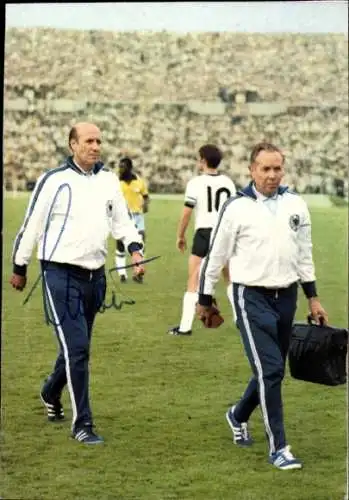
xmin=66 ymin=156 xmax=104 ymax=175
xmin=238 ymin=181 xmax=289 ymax=200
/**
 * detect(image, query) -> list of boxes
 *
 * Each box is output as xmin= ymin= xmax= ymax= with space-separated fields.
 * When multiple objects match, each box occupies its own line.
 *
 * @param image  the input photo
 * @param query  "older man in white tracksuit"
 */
xmin=197 ymin=142 xmax=328 ymax=470
xmin=10 ymin=122 xmax=145 ymax=445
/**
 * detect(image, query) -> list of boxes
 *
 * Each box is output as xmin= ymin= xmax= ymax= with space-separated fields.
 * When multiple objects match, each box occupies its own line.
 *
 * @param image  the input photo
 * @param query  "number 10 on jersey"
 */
xmin=207 ymin=186 xmax=232 ymax=212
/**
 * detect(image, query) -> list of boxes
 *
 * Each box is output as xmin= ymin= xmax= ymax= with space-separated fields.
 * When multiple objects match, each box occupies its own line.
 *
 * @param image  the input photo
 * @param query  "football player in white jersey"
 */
xmin=168 ymin=144 xmax=237 ymax=335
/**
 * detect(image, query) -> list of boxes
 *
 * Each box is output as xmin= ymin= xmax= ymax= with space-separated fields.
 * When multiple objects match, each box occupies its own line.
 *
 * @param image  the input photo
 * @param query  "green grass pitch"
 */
xmin=1 ymin=196 xmax=348 ymax=500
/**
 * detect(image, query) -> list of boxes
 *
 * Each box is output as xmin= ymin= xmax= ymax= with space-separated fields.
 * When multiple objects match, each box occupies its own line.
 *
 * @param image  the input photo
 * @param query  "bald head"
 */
xmin=69 ymin=122 xmax=101 ymax=148
xmin=69 ymin=122 xmax=102 ymax=171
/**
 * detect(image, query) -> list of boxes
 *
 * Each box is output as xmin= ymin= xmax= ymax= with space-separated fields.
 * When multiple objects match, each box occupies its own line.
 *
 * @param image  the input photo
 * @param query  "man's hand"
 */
xmin=176 ymin=237 xmax=186 ymax=253
xmin=308 ymin=297 xmax=329 ymax=325
xmin=131 ymin=251 xmax=145 ymax=277
xmin=10 ymin=273 xmax=27 ymax=291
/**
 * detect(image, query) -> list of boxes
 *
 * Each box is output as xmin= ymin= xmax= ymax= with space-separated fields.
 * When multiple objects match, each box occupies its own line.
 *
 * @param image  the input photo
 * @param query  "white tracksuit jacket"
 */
xmin=199 ymin=183 xmax=317 ymax=303
xmin=12 ymin=157 xmax=143 ymax=274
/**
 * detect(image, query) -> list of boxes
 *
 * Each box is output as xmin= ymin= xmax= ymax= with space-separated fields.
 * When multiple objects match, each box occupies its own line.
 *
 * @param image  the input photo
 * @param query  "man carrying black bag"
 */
xmin=197 ymin=142 xmax=329 ymax=470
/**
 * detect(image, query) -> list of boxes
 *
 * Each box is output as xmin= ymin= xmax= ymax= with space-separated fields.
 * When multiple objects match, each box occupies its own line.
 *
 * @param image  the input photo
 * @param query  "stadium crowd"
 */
xmin=5 ymin=29 xmax=347 ymax=105
xmin=4 ymin=28 xmax=348 ymax=194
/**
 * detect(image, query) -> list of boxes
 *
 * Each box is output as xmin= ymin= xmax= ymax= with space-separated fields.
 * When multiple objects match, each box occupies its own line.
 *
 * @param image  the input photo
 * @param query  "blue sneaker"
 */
xmin=225 ymin=405 xmax=253 ymax=446
xmin=72 ymin=425 xmax=104 ymax=445
xmin=269 ymin=445 xmax=302 ymax=470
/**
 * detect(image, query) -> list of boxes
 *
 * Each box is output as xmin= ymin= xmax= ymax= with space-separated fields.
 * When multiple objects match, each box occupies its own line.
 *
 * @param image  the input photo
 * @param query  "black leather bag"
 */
xmin=288 ymin=316 xmax=348 ymax=386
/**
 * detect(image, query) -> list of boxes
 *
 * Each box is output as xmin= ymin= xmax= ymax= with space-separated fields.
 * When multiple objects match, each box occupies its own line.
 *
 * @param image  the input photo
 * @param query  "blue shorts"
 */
xmin=131 ymin=213 xmax=145 ymax=232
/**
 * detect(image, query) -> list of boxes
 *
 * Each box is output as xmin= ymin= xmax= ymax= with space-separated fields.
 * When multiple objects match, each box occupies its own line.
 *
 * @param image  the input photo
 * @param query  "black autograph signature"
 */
xmin=99 ymin=290 xmax=136 ymax=312
xmin=41 ymin=266 xmax=136 ymax=327
xmin=21 ymin=182 xmax=160 ymax=326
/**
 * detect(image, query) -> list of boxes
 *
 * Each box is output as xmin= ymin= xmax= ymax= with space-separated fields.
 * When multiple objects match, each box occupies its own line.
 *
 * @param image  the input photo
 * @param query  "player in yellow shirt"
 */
xmin=115 ymin=157 xmax=149 ymax=283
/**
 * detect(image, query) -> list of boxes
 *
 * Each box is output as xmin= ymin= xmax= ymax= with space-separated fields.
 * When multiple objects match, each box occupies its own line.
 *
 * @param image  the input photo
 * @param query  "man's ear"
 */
xmin=249 ymin=163 xmax=256 ymax=180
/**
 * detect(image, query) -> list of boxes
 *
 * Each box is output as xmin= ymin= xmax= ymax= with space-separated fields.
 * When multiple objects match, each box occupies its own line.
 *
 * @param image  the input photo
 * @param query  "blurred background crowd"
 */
xmin=4 ymin=28 xmax=348 ymax=195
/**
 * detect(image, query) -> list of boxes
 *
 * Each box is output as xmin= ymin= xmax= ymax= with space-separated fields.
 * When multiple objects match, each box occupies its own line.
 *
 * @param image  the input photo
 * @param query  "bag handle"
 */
xmin=307 ymin=314 xmax=325 ymax=326
xmin=296 ymin=315 xmax=326 ymax=357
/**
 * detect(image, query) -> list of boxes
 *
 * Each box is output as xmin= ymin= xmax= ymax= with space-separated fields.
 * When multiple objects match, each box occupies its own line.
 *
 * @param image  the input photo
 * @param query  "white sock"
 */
xmin=115 ymin=253 xmax=127 ymax=278
xmin=179 ymin=291 xmax=198 ymax=332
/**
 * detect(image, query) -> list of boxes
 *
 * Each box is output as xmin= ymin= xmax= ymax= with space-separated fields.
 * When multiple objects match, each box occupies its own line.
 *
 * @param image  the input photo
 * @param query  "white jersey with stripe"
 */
xmin=12 ymin=159 xmax=143 ymax=271
xmin=184 ymin=173 xmax=237 ymax=230
xmin=199 ymin=184 xmax=316 ymax=296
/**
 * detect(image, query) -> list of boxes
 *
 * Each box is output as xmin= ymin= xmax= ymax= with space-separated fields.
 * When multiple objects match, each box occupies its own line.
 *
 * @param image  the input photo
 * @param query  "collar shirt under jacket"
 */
xmin=12 ymin=158 xmax=143 ymax=271
xmin=199 ymin=184 xmax=316 ymax=296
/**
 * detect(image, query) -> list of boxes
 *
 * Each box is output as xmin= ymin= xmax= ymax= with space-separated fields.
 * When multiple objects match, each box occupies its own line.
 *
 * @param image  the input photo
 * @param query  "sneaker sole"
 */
xmin=167 ymin=327 xmax=192 ymax=336
xmin=270 ymin=463 xmax=303 ymax=470
xmin=225 ymin=410 xmax=236 ymax=433
xmin=72 ymin=435 xmax=104 ymax=445
xmin=168 ymin=332 xmax=192 ymax=336
xmin=76 ymin=439 xmax=104 ymax=445
xmin=225 ymin=410 xmax=242 ymax=443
